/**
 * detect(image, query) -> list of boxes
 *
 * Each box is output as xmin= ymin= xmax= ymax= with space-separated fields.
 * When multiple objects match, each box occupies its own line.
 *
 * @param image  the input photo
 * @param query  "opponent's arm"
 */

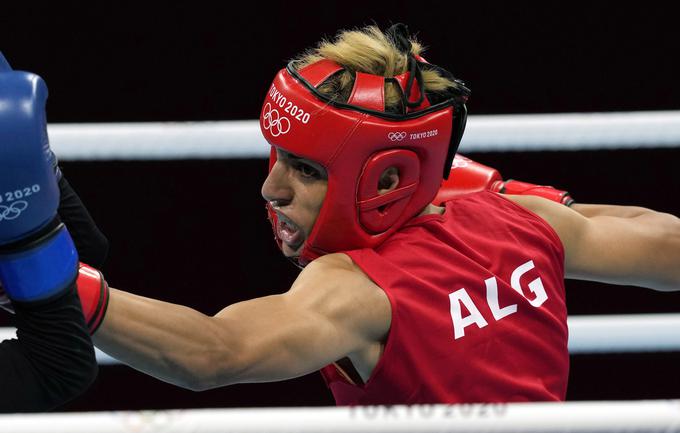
xmin=507 ymin=195 xmax=680 ymax=292
xmin=93 ymin=254 xmax=389 ymax=390
xmin=42 ymin=96 xmax=109 ymax=268
xmin=0 ymin=287 xmax=96 ymax=412
xmin=56 ymin=176 xmax=109 ymax=269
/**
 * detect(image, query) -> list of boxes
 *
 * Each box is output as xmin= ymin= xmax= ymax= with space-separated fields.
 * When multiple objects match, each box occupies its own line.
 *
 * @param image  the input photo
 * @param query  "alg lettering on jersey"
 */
xmin=448 ymin=260 xmax=548 ymax=340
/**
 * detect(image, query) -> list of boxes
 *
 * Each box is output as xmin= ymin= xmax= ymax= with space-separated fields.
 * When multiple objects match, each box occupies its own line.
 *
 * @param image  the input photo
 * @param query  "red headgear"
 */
xmin=260 ymin=51 xmax=469 ymax=266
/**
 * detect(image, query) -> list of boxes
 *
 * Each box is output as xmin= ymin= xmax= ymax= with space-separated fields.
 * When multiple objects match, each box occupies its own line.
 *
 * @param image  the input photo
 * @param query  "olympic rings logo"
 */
xmin=262 ymin=103 xmax=291 ymax=137
xmin=0 ymin=200 xmax=28 ymax=221
xmin=388 ymin=131 xmax=407 ymax=141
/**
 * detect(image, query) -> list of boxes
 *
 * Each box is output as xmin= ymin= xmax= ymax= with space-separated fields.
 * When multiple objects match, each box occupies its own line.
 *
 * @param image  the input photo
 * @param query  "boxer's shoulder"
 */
xmin=294 ymin=252 xmax=379 ymax=292
xmin=289 ymin=253 xmax=390 ymax=331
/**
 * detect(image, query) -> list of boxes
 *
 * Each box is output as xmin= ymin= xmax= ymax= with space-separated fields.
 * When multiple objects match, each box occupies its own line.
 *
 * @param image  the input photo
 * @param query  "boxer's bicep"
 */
xmin=211 ymin=256 xmax=390 ymax=385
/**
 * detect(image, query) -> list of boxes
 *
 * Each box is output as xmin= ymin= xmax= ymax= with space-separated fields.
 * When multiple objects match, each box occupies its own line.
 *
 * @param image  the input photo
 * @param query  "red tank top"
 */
xmin=320 ymin=191 xmax=568 ymax=405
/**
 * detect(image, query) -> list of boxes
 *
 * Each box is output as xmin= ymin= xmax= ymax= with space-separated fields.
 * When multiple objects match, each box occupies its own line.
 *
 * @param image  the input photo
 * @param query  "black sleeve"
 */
xmin=57 ymin=175 xmax=109 ymax=269
xmin=0 ymin=286 xmax=98 ymax=412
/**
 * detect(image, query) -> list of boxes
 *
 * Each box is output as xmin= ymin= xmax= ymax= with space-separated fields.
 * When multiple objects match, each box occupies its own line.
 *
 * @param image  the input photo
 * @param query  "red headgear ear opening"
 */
xmin=357 ymin=149 xmax=420 ymax=233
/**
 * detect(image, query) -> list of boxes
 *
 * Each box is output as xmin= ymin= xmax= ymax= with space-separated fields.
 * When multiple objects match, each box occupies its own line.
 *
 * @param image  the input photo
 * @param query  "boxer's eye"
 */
xmin=276 ymin=148 xmax=327 ymax=180
xmin=293 ymin=161 xmax=323 ymax=179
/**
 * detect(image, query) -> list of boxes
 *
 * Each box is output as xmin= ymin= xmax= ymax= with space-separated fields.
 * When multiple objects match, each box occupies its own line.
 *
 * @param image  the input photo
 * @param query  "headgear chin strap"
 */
xmin=261 ymin=48 xmax=469 ymax=267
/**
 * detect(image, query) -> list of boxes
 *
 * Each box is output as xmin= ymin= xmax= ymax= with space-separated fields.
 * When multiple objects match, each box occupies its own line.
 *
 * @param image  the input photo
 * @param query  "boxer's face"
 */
xmin=261 ymin=148 xmax=328 ymax=258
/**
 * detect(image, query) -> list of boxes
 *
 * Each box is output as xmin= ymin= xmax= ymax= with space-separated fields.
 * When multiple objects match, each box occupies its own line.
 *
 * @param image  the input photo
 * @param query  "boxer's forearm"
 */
xmin=93 ymin=288 xmax=239 ymax=390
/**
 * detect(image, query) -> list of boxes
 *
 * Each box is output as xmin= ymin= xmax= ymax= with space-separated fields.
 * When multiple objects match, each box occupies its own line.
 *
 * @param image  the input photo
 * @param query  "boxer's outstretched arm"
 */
xmin=94 ymin=254 xmax=389 ymax=391
xmin=506 ymin=195 xmax=680 ymax=291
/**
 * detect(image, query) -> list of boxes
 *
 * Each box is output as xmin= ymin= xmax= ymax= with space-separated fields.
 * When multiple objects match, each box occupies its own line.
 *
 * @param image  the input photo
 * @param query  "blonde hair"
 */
xmin=292 ymin=25 xmax=462 ymax=113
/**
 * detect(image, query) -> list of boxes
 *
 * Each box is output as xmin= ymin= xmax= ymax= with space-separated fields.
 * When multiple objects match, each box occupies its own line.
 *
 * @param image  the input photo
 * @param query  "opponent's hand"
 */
xmin=433 ymin=154 xmax=574 ymax=206
xmin=0 ymin=52 xmax=78 ymax=302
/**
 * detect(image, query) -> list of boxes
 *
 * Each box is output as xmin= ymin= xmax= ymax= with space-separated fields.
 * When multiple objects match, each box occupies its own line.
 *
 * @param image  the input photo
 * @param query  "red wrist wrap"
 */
xmin=76 ymin=263 xmax=109 ymax=334
xmin=498 ymin=180 xmax=574 ymax=206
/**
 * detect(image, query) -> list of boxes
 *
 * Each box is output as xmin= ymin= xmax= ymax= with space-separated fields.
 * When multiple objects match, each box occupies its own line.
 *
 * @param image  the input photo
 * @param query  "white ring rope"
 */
xmin=2 ymin=313 xmax=680 ymax=365
xmin=566 ymin=313 xmax=680 ymax=354
xmin=1 ymin=400 xmax=679 ymax=432
xmin=48 ymin=110 xmax=680 ymax=161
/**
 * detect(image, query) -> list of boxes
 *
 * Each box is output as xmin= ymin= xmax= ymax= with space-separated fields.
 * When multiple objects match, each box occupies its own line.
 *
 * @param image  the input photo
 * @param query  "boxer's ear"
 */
xmin=357 ymin=150 xmax=419 ymax=234
xmin=378 ymin=167 xmax=399 ymax=195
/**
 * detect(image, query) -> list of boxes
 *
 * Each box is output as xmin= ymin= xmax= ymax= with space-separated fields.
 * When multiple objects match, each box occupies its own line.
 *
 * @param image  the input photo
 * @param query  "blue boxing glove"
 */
xmin=0 ymin=54 xmax=61 ymax=180
xmin=0 ymin=52 xmax=78 ymax=302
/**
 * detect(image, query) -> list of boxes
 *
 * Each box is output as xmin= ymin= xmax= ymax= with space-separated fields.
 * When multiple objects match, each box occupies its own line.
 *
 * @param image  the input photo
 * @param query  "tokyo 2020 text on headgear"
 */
xmin=260 ymin=23 xmax=470 ymax=266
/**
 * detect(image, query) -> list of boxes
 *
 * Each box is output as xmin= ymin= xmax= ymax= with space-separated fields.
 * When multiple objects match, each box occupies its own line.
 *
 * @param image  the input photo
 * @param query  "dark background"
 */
xmin=2 ymin=3 xmax=679 ymax=120
xmin=2 ymin=2 xmax=680 ymax=411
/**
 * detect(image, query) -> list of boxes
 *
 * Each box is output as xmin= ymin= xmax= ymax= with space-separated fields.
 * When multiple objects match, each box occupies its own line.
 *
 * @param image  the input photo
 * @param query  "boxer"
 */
xmin=6 ymin=23 xmax=679 ymax=405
